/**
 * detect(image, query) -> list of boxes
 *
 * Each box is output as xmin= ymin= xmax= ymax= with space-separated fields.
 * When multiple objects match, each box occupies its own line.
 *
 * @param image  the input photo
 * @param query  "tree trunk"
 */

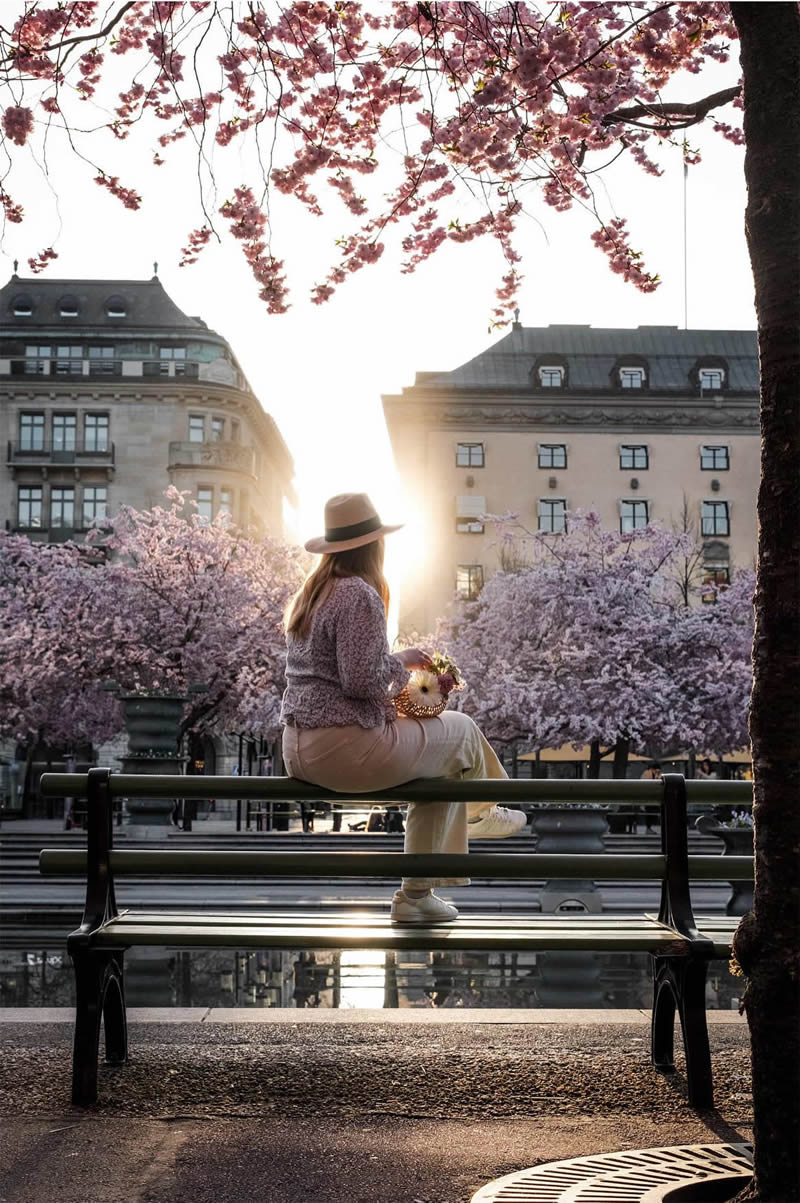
xmin=588 ymin=739 xmax=601 ymax=778
xmin=729 ymin=7 xmax=800 ymax=1201
xmin=612 ymin=737 xmax=630 ymax=779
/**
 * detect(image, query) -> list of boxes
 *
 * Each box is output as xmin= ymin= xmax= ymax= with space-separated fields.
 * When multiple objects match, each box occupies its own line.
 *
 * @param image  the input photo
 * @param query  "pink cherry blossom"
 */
xmin=0 ymin=3 xmax=743 ymax=320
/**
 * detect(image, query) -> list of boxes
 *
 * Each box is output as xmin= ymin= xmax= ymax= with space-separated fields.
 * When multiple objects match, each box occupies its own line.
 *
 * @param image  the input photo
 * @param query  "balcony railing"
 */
xmin=168 ymin=440 xmax=256 ymax=476
xmin=0 ymin=357 xmax=248 ymax=389
xmin=7 ymin=440 xmax=116 ymax=465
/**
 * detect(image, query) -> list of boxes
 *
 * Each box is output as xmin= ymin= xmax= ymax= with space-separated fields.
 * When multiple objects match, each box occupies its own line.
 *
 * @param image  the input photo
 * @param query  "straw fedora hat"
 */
xmin=304 ymin=493 xmax=403 ymax=554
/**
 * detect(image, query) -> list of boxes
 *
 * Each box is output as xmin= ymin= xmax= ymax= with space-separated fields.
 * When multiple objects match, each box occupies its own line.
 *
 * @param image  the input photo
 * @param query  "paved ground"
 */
xmin=0 ymin=1012 xmax=753 ymax=1203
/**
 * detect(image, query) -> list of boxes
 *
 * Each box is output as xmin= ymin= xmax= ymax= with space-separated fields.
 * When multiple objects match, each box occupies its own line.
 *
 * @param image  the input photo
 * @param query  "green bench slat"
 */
xmin=115 ymin=911 xmax=669 ymax=930
xmin=40 ymin=848 xmax=752 ymax=880
xmin=38 ymin=771 xmax=754 ymax=807
xmin=91 ymin=913 xmax=687 ymax=952
xmin=696 ymin=916 xmax=740 ymax=958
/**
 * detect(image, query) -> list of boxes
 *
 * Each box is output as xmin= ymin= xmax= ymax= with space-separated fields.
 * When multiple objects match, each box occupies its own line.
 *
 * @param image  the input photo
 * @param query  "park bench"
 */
xmin=38 ymin=770 xmax=753 ymax=1109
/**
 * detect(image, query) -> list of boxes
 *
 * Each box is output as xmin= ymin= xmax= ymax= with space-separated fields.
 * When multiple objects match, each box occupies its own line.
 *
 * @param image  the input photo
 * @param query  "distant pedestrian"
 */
xmin=385 ymin=805 xmax=405 ymax=834
xmin=696 ymin=758 xmax=719 ymax=780
xmin=365 ymin=805 xmax=386 ymax=832
xmin=300 ymin=801 xmax=315 ymax=833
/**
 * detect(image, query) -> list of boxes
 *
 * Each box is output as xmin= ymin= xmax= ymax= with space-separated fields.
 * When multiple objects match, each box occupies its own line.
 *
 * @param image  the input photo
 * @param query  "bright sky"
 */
xmin=4 ymin=52 xmax=754 ymax=603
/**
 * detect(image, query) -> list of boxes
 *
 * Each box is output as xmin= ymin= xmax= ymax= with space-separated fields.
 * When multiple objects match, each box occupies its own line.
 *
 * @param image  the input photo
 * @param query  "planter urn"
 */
xmin=118 ymin=694 xmax=187 ymax=828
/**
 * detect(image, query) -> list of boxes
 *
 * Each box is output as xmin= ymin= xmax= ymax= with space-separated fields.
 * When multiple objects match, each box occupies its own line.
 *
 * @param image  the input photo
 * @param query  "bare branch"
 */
xmin=602 ymin=85 xmax=741 ymax=130
xmin=11 ymin=3 xmax=137 ymax=60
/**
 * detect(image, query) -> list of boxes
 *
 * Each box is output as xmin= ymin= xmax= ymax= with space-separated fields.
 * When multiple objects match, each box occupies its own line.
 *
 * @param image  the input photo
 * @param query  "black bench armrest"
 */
xmin=658 ymin=774 xmax=712 ymax=947
xmin=68 ymin=768 xmax=119 ymax=951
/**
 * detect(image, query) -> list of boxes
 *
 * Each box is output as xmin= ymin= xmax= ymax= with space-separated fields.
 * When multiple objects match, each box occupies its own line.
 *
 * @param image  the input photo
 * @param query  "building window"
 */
xmin=456 ymin=495 xmax=486 ymax=534
xmin=210 ymin=417 xmax=225 ymax=442
xmin=50 ymin=487 xmax=75 ymax=529
xmin=19 ymin=412 xmax=45 ymax=451
xmin=12 ymin=294 xmax=33 ymax=317
xmin=17 ymin=486 xmax=42 ymax=528
xmin=699 ymin=367 xmax=725 ymax=392
xmin=58 ymin=295 xmax=80 ymax=318
xmin=230 ymin=419 xmax=240 ymax=443
xmin=160 ymin=346 xmax=187 ymax=375
xmin=700 ymin=444 xmax=729 ymax=471
xmin=538 ymin=365 xmax=565 ymax=388
xmin=84 ymin=413 xmax=109 ymax=452
xmin=620 ymin=499 xmax=649 ymax=531
xmin=82 ymin=486 xmax=107 ymax=526
xmin=701 ymin=561 xmax=730 ymax=604
xmin=196 ymin=488 xmax=213 ymax=521
xmin=55 ymin=345 xmax=83 ymax=375
xmin=619 ymin=366 xmax=646 ymax=389
xmin=702 ymin=500 xmax=730 ymax=536
xmin=24 ymin=344 xmax=50 ymax=374
xmin=105 ymin=295 xmax=127 ymax=318
xmin=189 ymin=415 xmax=204 ymax=443
xmin=619 ymin=444 xmax=649 ymax=470
xmin=52 ymin=413 xmax=77 ymax=452
xmin=456 ymin=442 xmax=484 ymax=468
xmin=219 ymin=489 xmax=232 ymax=516
xmin=538 ymin=444 xmax=567 ymax=469
xmin=538 ymin=499 xmax=567 ymax=534
xmin=456 ymin=564 xmax=484 ymax=600
xmin=88 ymin=346 xmax=118 ymax=374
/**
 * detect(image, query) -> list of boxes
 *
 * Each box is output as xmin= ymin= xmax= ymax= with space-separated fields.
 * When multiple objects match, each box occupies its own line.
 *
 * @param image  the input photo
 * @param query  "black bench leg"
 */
xmin=651 ymin=955 xmax=714 ymax=1109
xmin=70 ymin=950 xmax=127 ymax=1105
xmin=651 ymin=955 xmax=677 ymax=1073
xmin=676 ymin=957 xmax=714 ymax=1109
xmin=102 ymin=952 xmax=128 ymax=1068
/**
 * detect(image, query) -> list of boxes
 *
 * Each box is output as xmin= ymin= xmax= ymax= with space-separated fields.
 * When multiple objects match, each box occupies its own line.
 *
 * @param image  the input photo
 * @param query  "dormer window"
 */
xmin=538 ymin=365 xmax=565 ymax=388
xmin=699 ymin=367 xmax=725 ymax=392
xmin=59 ymin=294 xmax=79 ymax=318
xmin=12 ymin=294 xmax=33 ymax=317
xmin=619 ymin=365 xmax=646 ymax=389
xmin=105 ymin=294 xmax=127 ymax=318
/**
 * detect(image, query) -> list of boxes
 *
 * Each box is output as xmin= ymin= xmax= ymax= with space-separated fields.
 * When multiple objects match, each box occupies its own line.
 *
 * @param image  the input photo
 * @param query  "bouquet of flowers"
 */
xmin=394 ymin=651 xmax=465 ymax=718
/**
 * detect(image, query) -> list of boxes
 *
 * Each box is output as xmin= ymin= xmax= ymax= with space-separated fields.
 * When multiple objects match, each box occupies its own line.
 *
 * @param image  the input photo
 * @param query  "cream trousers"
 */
xmin=282 ymin=711 xmax=508 ymax=889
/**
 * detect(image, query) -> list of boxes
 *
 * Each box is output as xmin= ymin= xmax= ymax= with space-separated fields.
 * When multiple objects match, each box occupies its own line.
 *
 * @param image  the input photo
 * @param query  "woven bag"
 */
xmin=393 ymin=685 xmax=448 ymax=719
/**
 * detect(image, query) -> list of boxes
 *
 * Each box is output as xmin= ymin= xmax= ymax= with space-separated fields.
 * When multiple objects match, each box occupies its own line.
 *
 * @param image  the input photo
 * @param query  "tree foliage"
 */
xmin=0 ymin=489 xmax=304 ymax=747
xmin=441 ymin=511 xmax=753 ymax=758
xmin=0 ymin=2 xmax=744 ymax=322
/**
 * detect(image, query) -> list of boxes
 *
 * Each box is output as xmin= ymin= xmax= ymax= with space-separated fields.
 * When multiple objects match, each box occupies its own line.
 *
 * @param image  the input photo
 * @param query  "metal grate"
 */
xmin=471 ymin=1143 xmax=753 ymax=1203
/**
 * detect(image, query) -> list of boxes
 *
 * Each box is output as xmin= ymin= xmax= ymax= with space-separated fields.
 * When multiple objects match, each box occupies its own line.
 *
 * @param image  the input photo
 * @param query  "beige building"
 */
xmin=0 ymin=273 xmax=295 ymax=543
xmin=383 ymin=323 xmax=759 ymax=634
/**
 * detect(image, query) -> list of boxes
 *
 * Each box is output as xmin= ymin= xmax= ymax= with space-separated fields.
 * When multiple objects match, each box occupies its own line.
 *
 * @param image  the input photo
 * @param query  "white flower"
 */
xmin=406 ymin=669 xmax=444 ymax=710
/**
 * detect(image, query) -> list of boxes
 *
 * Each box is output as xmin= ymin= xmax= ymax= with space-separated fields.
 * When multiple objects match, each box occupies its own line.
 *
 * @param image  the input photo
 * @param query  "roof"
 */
xmin=0 ymin=275 xmax=214 ymax=336
xmin=413 ymin=325 xmax=759 ymax=394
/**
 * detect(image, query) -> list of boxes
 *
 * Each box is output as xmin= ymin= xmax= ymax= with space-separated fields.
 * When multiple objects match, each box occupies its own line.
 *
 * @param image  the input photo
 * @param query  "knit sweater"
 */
xmin=280 ymin=575 xmax=409 ymax=729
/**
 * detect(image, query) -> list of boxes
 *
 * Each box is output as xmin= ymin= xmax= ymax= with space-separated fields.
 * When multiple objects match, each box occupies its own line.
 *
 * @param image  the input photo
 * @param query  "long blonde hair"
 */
xmin=285 ymin=538 xmax=389 ymax=639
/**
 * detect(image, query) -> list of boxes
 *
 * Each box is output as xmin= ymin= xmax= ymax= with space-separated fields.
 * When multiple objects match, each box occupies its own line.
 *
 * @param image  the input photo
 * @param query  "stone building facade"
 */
xmin=0 ymin=273 xmax=295 ymax=818
xmin=383 ymin=324 xmax=759 ymax=635
xmin=0 ymin=273 xmax=295 ymax=543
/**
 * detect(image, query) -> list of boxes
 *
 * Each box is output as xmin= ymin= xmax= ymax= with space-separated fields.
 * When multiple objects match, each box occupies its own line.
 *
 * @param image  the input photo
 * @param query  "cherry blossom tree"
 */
xmin=0 ymin=532 xmax=120 ymax=749
xmin=0 ymin=492 xmax=304 ymax=758
xmin=82 ymin=488 xmax=304 ymax=744
xmin=441 ymin=511 xmax=750 ymax=771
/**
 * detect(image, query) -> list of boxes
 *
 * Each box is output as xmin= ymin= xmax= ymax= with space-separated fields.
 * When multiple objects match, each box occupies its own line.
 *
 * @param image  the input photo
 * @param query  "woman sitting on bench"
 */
xmin=280 ymin=492 xmax=525 ymax=925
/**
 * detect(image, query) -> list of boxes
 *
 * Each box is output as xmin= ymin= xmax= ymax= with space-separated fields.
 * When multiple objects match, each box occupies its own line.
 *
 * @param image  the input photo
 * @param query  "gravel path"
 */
xmin=0 ymin=1020 xmax=753 ymax=1123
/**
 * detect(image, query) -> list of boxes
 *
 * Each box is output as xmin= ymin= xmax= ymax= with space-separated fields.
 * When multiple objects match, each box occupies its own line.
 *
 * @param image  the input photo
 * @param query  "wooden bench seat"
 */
xmin=38 ymin=768 xmax=753 ymax=1110
xmin=85 ymin=909 xmax=690 ymax=953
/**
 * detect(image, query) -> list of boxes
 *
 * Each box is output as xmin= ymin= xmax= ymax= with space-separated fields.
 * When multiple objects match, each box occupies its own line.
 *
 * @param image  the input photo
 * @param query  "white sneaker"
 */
xmin=467 ymin=806 xmax=528 ymax=839
xmin=390 ymin=890 xmax=458 ymax=925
